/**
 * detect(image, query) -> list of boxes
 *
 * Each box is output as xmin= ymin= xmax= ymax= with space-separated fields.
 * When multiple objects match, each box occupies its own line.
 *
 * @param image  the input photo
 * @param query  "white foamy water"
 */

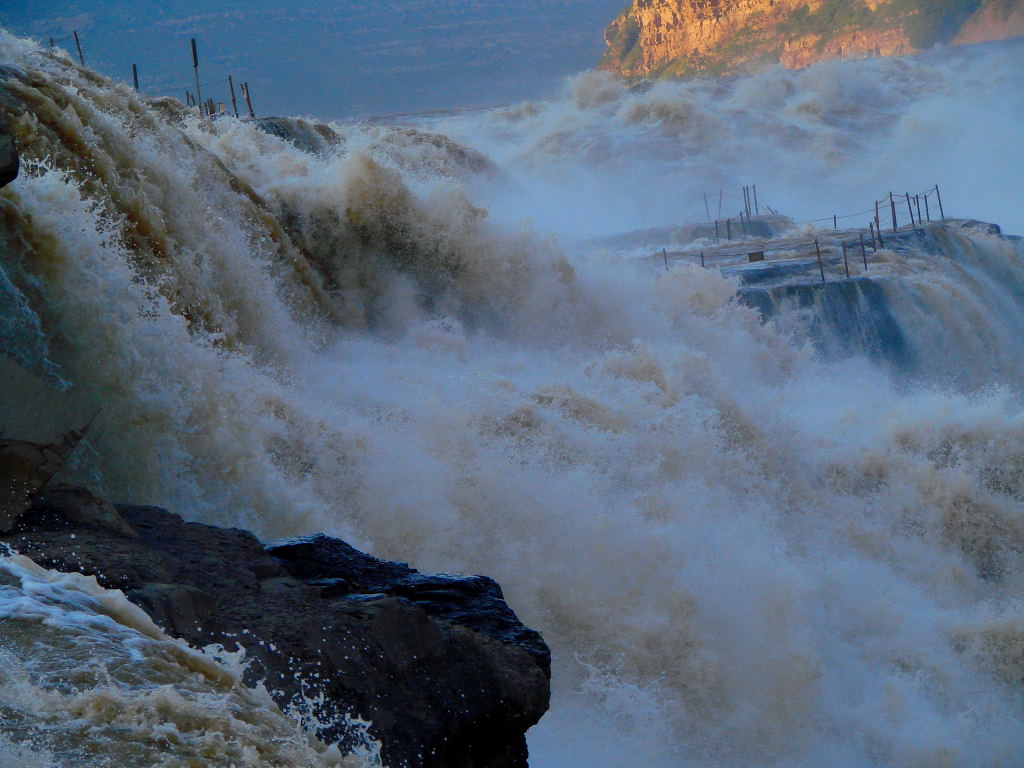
xmin=0 ymin=547 xmax=373 ymax=767
xmin=2 ymin=29 xmax=1024 ymax=768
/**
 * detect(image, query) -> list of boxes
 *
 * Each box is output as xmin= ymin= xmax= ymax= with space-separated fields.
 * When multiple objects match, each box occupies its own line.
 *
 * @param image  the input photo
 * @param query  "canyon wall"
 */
xmin=601 ymin=0 xmax=1024 ymax=77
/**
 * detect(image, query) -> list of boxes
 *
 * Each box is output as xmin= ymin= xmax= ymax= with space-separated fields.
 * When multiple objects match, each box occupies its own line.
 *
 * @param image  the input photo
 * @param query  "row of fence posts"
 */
xmin=743 ymin=185 xmax=759 ymax=218
xmin=660 ymin=236 xmax=868 ymax=282
xmin=713 ymin=209 xmax=755 ymax=242
xmin=48 ymin=32 xmax=85 ymax=67
xmin=662 ymin=234 xmax=873 ymax=283
xmin=871 ymin=188 xmax=944 ymax=235
xmin=661 ymin=247 xmax=706 ymax=272
xmin=805 ymin=187 xmax=947 ymax=235
xmin=818 ymin=187 xmax=944 ymax=234
xmin=183 ymin=38 xmax=257 ymax=118
xmin=706 ymin=184 xmax=763 ymax=243
xmin=860 ymin=187 xmax=945 ymax=234
xmin=799 ymin=185 xmax=941 ymax=284
xmin=665 ymin=181 xmax=947 ymax=283
xmin=751 ymin=184 xmax=942 ymax=282
xmin=183 ymin=77 xmax=255 ymax=117
xmin=50 ymin=31 xmax=258 ymax=119
xmin=812 ymin=231 xmax=871 ymax=283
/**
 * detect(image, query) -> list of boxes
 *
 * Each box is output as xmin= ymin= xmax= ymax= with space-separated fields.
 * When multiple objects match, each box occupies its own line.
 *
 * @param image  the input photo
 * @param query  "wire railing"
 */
xmin=871 ymin=186 xmax=945 ymax=232
xmin=660 ymin=183 xmax=948 ymax=283
xmin=697 ymin=184 xmax=944 ymax=244
xmin=655 ymin=233 xmax=875 ymax=280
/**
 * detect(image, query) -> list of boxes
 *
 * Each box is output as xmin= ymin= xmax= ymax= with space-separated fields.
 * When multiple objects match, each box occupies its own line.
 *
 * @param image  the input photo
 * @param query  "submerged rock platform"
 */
xmin=0 ymin=484 xmax=550 ymax=768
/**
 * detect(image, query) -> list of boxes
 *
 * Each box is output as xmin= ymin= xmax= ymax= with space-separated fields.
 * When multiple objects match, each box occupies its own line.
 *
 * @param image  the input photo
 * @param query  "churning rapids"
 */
xmin=2 ymin=27 xmax=1024 ymax=768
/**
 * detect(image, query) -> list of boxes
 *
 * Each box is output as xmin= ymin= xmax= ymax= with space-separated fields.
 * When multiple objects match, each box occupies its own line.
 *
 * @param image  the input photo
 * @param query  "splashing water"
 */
xmin=2 ymin=29 xmax=1024 ymax=768
xmin=0 ymin=547 xmax=376 ymax=767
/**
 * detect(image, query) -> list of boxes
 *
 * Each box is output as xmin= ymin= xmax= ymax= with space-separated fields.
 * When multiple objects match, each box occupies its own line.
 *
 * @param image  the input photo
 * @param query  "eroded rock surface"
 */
xmin=2 ymin=491 xmax=550 ymax=768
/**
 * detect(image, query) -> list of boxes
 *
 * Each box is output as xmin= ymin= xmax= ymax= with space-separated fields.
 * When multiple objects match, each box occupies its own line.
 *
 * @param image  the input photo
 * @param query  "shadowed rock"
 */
xmin=0 ymin=125 xmax=17 ymax=187
xmin=0 ymin=421 xmax=93 ymax=531
xmin=257 ymin=116 xmax=342 ymax=155
xmin=31 ymin=484 xmax=137 ymax=538
xmin=2 ymin=491 xmax=550 ymax=768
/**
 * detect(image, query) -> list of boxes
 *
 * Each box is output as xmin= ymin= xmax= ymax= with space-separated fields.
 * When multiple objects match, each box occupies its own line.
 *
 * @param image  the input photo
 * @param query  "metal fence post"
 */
xmin=243 ymin=81 xmax=255 ymax=118
xmin=191 ymin=39 xmax=203 ymax=117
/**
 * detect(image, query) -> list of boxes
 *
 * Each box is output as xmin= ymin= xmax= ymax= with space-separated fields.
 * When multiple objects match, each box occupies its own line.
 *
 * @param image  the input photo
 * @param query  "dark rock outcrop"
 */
xmin=0 ymin=125 xmax=17 ymax=187
xmin=1 ymin=489 xmax=550 ymax=768
xmin=257 ymin=116 xmax=343 ymax=156
xmin=0 ymin=421 xmax=92 ymax=531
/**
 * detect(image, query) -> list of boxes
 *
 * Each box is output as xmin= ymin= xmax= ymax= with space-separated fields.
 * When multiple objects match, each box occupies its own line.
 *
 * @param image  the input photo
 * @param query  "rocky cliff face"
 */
xmin=601 ymin=0 xmax=1024 ymax=78
xmin=1 ymin=482 xmax=551 ymax=768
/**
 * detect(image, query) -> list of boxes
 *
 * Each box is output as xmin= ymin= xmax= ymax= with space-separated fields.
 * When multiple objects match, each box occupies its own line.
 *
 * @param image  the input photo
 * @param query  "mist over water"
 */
xmin=2 ymin=29 xmax=1024 ymax=768
xmin=425 ymin=40 xmax=1024 ymax=239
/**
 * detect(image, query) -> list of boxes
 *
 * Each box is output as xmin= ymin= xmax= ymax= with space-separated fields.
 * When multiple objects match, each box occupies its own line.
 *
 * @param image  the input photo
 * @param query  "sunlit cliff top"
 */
xmin=601 ymin=0 xmax=1024 ymax=78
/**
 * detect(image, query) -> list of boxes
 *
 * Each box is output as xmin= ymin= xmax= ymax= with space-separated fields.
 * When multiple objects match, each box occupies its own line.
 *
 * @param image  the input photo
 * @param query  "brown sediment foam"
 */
xmin=1 ymin=64 xmax=345 ymax=340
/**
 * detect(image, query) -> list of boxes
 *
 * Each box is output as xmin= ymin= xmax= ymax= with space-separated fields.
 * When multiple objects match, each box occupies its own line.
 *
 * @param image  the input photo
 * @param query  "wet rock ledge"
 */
xmin=1 ymin=484 xmax=550 ymax=768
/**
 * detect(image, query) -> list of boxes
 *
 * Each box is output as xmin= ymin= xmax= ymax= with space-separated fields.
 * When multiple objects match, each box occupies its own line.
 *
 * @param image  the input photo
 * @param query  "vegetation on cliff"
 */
xmin=601 ymin=0 xmax=1024 ymax=78
xmin=778 ymin=0 xmax=982 ymax=49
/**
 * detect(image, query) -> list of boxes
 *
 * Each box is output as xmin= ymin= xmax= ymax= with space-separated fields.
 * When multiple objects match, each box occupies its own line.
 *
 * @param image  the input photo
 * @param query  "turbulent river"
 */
xmin=2 ymin=28 xmax=1024 ymax=768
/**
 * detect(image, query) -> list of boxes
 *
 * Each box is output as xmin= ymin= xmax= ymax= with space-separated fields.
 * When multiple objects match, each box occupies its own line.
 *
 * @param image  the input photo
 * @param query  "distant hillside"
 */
xmin=600 ymin=0 xmax=1024 ymax=78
